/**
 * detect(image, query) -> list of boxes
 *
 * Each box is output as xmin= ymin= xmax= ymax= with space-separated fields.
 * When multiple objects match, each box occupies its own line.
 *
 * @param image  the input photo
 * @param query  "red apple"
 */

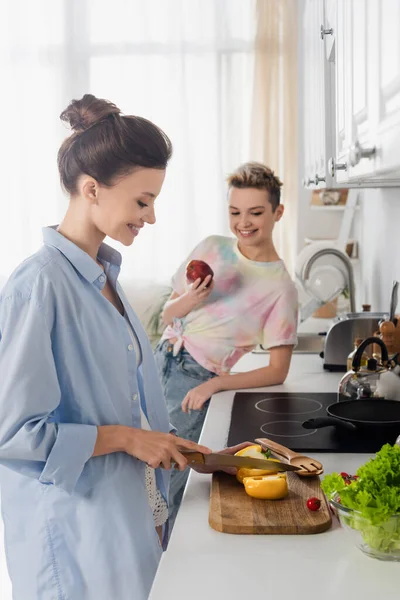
xmin=186 ymin=260 xmax=214 ymax=285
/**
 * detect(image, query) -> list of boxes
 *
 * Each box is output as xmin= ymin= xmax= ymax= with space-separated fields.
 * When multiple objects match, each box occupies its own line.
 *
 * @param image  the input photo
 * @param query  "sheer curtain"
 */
xmin=0 ymin=0 xmax=256 ymax=284
xmin=250 ymin=0 xmax=299 ymax=276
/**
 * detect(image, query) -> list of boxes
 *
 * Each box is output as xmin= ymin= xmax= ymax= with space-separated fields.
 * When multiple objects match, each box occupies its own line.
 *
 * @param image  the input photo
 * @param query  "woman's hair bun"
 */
xmin=60 ymin=93 xmax=121 ymax=133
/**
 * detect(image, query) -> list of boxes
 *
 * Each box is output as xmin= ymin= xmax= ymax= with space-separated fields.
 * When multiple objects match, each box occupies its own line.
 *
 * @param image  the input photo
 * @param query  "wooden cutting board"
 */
xmin=209 ymin=471 xmax=332 ymax=534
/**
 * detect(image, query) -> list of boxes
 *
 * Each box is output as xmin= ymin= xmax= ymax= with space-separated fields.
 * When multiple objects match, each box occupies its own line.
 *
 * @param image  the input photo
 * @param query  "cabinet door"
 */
xmin=332 ymin=0 xmax=349 ymax=182
xmin=371 ymin=0 xmax=400 ymax=178
xmin=334 ymin=0 xmax=400 ymax=185
xmin=303 ymin=0 xmax=335 ymax=188
xmin=324 ymin=0 xmax=337 ymax=60
xmin=334 ymin=0 xmax=376 ymax=183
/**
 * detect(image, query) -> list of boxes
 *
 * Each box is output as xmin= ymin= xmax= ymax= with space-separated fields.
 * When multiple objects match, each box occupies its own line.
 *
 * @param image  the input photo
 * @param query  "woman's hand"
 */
xmin=161 ymin=276 xmax=213 ymax=325
xmin=181 ymin=378 xmax=218 ymax=413
xmin=183 ymin=275 xmax=214 ymax=311
xmin=189 ymin=441 xmax=254 ymax=475
xmin=94 ymin=426 xmax=211 ymax=471
xmin=123 ymin=429 xmax=212 ymax=471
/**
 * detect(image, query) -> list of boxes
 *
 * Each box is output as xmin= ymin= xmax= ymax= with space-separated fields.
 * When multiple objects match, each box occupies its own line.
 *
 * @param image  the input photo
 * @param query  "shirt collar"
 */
xmin=43 ymin=226 xmax=122 ymax=286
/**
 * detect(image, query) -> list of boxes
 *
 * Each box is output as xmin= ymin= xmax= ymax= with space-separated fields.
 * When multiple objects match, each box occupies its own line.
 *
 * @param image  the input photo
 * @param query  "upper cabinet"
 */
xmin=371 ymin=0 xmax=400 ymax=180
xmin=303 ymin=0 xmax=400 ymax=187
xmin=303 ymin=0 xmax=335 ymax=189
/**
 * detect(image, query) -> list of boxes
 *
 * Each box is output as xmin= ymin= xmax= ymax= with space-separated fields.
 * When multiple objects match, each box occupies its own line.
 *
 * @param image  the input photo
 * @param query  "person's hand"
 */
xmin=184 ymin=275 xmax=214 ymax=311
xmin=181 ymin=378 xmax=218 ymax=413
xmin=190 ymin=441 xmax=254 ymax=475
xmin=123 ymin=429 xmax=212 ymax=471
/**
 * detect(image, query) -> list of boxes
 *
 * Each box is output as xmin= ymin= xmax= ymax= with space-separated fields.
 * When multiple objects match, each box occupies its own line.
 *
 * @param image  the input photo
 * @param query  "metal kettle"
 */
xmin=338 ymin=337 xmax=391 ymax=400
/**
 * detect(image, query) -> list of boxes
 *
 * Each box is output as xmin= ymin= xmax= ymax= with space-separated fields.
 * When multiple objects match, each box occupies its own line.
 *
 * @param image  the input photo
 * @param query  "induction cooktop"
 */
xmin=227 ymin=392 xmax=397 ymax=453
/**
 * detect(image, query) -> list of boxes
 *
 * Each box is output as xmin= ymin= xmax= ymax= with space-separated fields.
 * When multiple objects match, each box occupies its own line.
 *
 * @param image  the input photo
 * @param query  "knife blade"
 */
xmin=181 ymin=451 xmax=301 ymax=472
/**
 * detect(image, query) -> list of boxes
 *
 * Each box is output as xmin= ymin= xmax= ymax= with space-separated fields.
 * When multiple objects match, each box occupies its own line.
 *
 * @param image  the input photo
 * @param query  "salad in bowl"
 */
xmin=321 ymin=444 xmax=400 ymax=561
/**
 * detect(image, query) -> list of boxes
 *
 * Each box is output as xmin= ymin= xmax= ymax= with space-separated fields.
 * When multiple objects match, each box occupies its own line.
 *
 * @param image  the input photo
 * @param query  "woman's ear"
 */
xmin=80 ymin=176 xmax=99 ymax=205
xmin=274 ymin=204 xmax=284 ymax=222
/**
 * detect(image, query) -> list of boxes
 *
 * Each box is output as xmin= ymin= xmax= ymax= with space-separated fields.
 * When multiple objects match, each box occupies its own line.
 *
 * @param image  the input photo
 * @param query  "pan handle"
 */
xmin=302 ymin=417 xmax=357 ymax=431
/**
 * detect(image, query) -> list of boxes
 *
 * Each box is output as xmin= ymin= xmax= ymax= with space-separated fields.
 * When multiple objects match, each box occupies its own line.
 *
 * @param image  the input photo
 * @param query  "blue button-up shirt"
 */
xmin=0 ymin=227 xmax=173 ymax=599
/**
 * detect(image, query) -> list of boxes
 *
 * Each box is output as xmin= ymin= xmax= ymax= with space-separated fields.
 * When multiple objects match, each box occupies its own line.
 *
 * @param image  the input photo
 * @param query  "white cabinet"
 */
xmin=302 ymin=0 xmax=336 ymax=189
xmin=333 ymin=0 xmax=376 ymax=183
xmin=323 ymin=0 xmax=337 ymax=59
xmin=370 ymin=0 xmax=400 ymax=179
xmin=303 ymin=0 xmax=400 ymax=187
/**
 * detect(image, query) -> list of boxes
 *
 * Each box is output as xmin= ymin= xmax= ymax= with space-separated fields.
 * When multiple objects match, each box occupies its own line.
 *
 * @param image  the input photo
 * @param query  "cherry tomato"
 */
xmin=307 ymin=497 xmax=321 ymax=511
xmin=340 ymin=472 xmax=349 ymax=479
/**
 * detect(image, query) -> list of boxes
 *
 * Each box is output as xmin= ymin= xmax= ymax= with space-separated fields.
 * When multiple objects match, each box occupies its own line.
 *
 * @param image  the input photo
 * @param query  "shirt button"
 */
xmin=132 ymin=393 xmax=138 ymax=401
xmin=99 ymin=275 xmax=106 ymax=283
xmin=128 ymin=344 xmax=134 ymax=352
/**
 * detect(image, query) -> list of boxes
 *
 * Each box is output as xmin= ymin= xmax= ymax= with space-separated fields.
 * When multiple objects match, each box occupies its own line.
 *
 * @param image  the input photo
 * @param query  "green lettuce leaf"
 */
xmin=321 ymin=444 xmax=400 ymax=552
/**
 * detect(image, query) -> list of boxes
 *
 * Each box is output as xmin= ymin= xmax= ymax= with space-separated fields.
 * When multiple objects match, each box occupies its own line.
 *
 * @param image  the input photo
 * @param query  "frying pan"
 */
xmin=303 ymin=398 xmax=400 ymax=432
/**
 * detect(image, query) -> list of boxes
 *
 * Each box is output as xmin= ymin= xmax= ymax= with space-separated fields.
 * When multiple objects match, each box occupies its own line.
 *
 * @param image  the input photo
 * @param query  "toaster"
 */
xmin=322 ymin=312 xmax=388 ymax=371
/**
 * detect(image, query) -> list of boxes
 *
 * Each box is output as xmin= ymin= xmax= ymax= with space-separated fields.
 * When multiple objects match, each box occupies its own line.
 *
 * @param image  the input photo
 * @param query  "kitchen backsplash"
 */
xmin=357 ymin=188 xmax=400 ymax=312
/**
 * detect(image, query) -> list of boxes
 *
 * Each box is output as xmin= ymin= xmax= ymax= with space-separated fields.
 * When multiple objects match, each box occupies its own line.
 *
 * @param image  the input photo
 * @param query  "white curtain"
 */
xmin=0 ymin=0 xmax=256 ymax=285
xmin=250 ymin=0 xmax=299 ymax=276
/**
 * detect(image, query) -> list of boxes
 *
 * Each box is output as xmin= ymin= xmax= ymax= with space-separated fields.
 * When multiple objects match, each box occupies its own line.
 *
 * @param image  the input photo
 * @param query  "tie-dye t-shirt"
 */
xmin=161 ymin=235 xmax=298 ymax=375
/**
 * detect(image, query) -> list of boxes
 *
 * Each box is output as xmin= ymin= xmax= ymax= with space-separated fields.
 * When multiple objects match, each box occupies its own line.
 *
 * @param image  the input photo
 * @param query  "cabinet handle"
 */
xmin=348 ymin=140 xmax=376 ymax=167
xmin=303 ymin=176 xmax=316 ymax=186
xmin=320 ymin=25 xmax=334 ymax=40
xmin=303 ymin=174 xmax=326 ymax=187
xmin=328 ymin=157 xmax=347 ymax=178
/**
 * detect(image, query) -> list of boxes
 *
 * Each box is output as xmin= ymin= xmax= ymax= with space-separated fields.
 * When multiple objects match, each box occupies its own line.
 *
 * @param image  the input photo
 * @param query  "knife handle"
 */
xmin=180 ymin=451 xmax=205 ymax=464
xmin=255 ymin=438 xmax=297 ymax=461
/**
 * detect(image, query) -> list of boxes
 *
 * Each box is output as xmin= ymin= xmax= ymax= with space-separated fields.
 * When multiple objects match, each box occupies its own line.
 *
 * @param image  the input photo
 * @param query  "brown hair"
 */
xmin=58 ymin=94 xmax=173 ymax=195
xmin=227 ymin=162 xmax=282 ymax=211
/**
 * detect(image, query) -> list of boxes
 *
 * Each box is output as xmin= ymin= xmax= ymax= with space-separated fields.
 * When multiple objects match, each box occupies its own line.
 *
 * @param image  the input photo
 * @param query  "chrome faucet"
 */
xmin=302 ymin=247 xmax=356 ymax=313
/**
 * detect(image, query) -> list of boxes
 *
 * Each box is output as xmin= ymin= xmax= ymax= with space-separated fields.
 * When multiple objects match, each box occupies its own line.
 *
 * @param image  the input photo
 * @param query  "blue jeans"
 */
xmin=154 ymin=340 xmax=216 ymax=528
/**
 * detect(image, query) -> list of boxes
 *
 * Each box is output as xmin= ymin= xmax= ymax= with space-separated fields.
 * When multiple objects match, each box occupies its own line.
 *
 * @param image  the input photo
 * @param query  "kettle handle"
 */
xmin=352 ymin=336 xmax=389 ymax=370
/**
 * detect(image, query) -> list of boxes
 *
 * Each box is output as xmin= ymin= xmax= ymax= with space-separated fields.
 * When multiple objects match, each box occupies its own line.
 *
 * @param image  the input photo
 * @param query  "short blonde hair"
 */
xmin=227 ymin=162 xmax=282 ymax=211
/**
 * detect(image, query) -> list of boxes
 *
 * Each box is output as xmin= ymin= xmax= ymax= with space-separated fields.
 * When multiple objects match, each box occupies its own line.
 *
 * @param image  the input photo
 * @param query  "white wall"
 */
xmin=357 ymin=188 xmax=400 ymax=311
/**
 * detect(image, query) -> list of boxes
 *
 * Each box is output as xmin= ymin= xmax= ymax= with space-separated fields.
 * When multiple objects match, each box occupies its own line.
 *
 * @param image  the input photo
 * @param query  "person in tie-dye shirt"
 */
xmin=154 ymin=162 xmax=298 ymax=526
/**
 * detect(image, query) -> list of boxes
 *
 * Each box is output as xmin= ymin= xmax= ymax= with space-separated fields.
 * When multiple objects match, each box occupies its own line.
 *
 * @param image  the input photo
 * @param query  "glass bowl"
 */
xmin=330 ymin=495 xmax=400 ymax=561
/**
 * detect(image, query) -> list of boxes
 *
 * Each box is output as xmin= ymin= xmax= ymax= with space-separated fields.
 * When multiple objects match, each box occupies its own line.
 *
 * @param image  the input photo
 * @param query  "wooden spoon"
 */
xmin=255 ymin=438 xmax=323 ymax=477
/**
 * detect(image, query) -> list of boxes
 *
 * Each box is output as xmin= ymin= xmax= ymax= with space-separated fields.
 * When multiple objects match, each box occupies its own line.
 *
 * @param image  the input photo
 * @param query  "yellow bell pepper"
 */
xmin=235 ymin=444 xmax=283 ymax=484
xmin=236 ymin=459 xmax=282 ymax=484
xmin=243 ymin=473 xmax=288 ymax=500
xmin=235 ymin=444 xmax=265 ymax=459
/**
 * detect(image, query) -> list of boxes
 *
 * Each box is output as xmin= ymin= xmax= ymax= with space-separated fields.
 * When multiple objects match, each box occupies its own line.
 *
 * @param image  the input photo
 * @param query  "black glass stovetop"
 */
xmin=227 ymin=392 xmax=398 ymax=453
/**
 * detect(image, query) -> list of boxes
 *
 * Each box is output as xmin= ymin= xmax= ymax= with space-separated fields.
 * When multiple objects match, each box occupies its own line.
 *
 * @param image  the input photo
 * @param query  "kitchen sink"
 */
xmin=254 ymin=333 xmax=324 ymax=354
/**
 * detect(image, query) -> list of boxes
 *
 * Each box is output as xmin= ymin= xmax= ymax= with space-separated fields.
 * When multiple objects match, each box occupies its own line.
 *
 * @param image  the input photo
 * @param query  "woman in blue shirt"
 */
xmin=0 ymin=94 xmax=213 ymax=599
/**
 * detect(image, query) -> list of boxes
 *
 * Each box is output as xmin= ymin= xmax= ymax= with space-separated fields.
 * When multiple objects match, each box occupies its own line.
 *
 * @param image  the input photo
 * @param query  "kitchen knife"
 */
xmin=180 ymin=451 xmax=301 ymax=472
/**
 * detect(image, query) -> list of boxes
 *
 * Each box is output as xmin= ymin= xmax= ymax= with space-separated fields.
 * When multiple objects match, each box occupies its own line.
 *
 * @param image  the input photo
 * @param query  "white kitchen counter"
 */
xmin=149 ymin=353 xmax=399 ymax=600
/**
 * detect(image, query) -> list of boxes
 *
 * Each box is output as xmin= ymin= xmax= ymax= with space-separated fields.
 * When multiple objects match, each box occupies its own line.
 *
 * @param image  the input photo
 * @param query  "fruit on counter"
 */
xmin=186 ymin=260 xmax=214 ymax=285
xmin=234 ymin=444 xmax=275 ymax=483
xmin=243 ymin=473 xmax=288 ymax=500
xmin=321 ymin=444 xmax=400 ymax=554
xmin=306 ymin=497 xmax=321 ymax=511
